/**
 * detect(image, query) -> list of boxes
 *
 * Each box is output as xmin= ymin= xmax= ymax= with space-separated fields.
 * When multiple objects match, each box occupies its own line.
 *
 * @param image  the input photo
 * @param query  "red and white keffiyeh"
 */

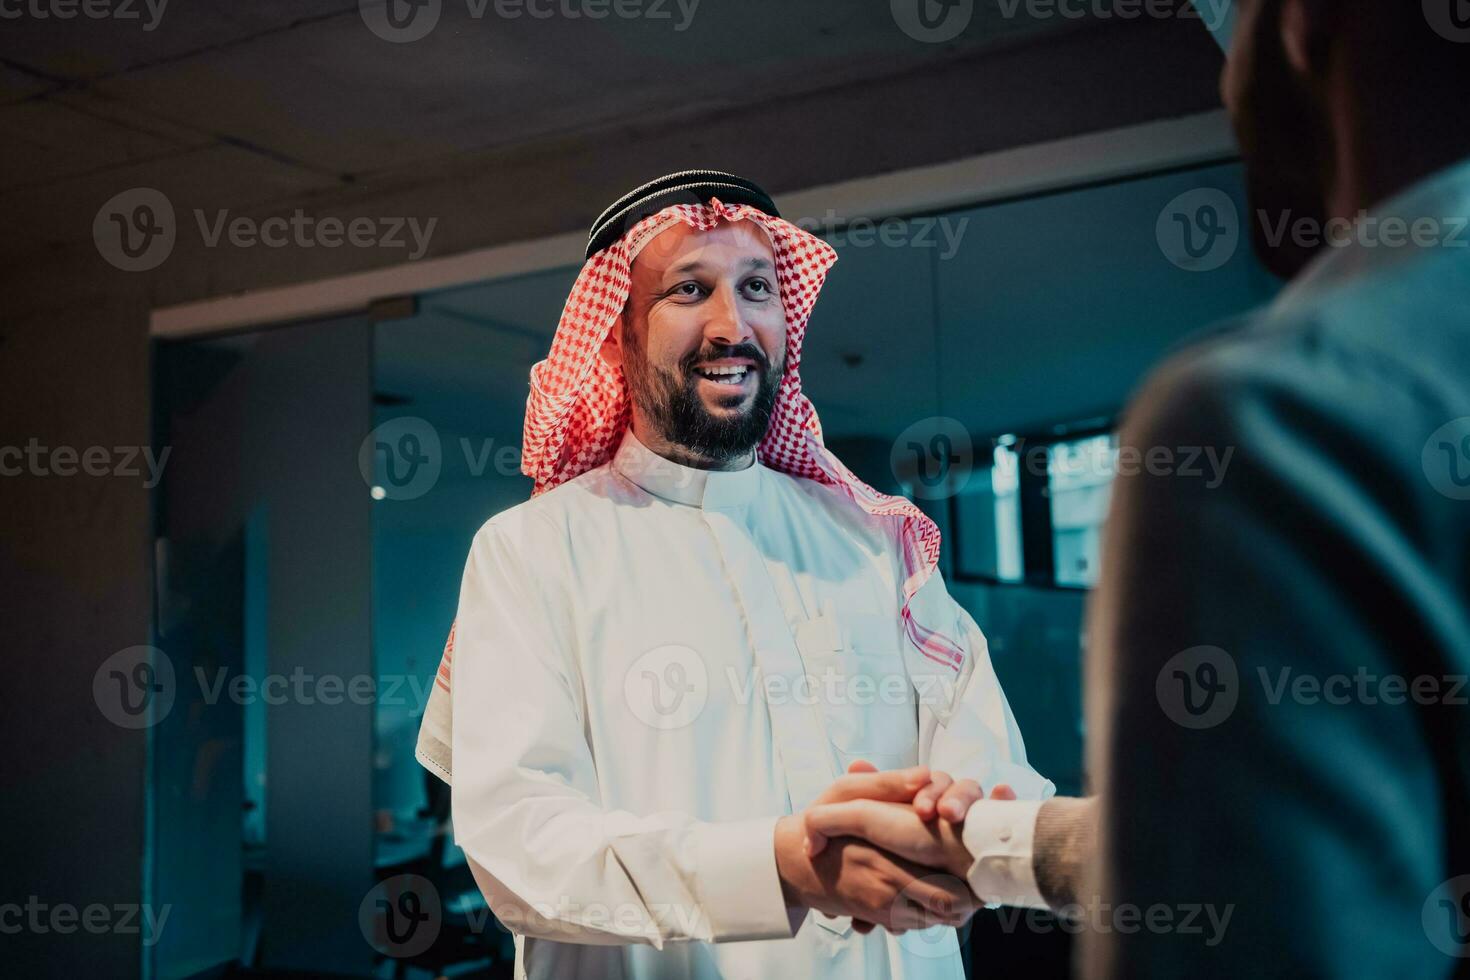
xmin=416 ymin=198 xmax=964 ymax=784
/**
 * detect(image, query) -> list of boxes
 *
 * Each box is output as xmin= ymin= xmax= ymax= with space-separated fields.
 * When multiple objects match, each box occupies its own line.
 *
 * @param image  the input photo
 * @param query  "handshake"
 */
xmin=773 ymin=761 xmax=1015 ymax=935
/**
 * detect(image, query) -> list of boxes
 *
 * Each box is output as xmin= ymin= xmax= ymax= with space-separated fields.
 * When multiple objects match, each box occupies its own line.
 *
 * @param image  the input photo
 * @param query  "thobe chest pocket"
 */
xmin=793 ymin=612 xmax=920 ymax=770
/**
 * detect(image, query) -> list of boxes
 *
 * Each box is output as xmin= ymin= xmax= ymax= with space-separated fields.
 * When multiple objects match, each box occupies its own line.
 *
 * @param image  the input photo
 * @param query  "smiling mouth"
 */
xmin=693 ymin=365 xmax=753 ymax=388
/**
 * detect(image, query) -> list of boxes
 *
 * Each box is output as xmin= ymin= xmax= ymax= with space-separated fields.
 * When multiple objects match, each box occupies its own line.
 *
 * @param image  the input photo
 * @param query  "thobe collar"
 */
xmin=611 ymin=426 xmax=762 ymax=511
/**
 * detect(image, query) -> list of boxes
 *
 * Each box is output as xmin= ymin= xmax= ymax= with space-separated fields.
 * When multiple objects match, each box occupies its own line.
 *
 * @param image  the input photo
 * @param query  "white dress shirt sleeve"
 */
xmin=450 ymin=515 xmax=795 ymax=948
xmin=959 ymin=799 xmax=1048 ymax=909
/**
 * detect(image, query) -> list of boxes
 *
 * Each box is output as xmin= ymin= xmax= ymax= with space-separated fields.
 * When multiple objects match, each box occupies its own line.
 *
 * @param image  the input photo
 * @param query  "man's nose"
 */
xmin=702 ymin=282 xmax=754 ymax=347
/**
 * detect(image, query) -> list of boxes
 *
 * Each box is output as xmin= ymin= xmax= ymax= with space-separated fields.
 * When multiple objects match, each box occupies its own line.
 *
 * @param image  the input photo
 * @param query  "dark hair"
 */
xmin=1326 ymin=0 xmax=1470 ymax=80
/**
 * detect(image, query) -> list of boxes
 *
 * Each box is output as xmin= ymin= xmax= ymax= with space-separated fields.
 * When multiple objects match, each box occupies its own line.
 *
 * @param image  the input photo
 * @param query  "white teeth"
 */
xmin=698 ymin=365 xmax=749 ymax=384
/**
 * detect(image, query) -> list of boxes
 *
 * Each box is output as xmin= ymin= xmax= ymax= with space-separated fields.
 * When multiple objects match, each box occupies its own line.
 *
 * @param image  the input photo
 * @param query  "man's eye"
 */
xmin=672 ymin=282 xmax=705 ymax=298
xmin=743 ymin=278 xmax=774 ymax=298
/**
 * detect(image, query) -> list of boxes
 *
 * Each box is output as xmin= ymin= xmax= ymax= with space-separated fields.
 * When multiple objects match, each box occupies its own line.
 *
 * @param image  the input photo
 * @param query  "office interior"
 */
xmin=4 ymin=3 xmax=1293 ymax=977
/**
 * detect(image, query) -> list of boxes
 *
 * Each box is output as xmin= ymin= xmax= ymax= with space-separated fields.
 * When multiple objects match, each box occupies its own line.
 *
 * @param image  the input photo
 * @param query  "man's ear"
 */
xmin=600 ymin=315 xmax=624 ymax=369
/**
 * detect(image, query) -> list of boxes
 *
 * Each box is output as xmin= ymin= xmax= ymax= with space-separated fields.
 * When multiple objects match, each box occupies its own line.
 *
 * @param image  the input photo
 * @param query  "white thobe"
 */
xmin=448 ymin=426 xmax=1053 ymax=979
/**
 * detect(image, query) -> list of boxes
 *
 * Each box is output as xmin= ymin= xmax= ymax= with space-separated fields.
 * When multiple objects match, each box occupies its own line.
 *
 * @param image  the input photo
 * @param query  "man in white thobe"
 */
xmin=416 ymin=171 xmax=1052 ymax=979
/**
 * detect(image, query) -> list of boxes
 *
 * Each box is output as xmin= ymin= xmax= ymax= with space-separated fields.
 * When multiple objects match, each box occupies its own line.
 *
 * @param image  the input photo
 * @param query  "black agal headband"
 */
xmin=585 ymin=169 xmax=782 ymax=259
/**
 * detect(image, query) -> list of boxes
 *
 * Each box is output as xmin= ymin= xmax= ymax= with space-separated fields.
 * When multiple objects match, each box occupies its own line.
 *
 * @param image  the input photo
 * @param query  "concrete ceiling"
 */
xmin=1 ymin=1 xmax=1225 ymax=304
xmin=6 ymin=1 xmax=1061 ymax=176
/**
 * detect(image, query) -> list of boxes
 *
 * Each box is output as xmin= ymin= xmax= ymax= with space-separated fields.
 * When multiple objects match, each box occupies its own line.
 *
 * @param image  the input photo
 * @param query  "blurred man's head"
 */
xmin=1222 ymin=0 xmax=1470 ymax=279
xmin=602 ymin=219 xmax=788 ymax=468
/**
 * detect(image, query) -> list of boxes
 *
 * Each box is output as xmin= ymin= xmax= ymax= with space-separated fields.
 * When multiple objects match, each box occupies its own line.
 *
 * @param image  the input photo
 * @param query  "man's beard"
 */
xmin=621 ymin=333 xmax=782 ymax=464
xmin=1234 ymin=0 xmax=1334 ymax=281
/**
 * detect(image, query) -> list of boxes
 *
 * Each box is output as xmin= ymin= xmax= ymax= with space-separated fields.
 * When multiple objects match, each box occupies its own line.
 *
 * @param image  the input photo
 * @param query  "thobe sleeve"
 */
xmin=899 ymin=528 xmax=1056 ymax=803
xmin=450 ymin=515 xmax=795 ymax=947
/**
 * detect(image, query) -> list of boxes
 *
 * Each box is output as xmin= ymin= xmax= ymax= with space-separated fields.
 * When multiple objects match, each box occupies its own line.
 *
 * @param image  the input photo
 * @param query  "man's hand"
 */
xmin=797 ymin=766 xmax=1016 ymax=934
xmin=806 ymin=768 xmax=1017 ymax=861
xmin=773 ymin=762 xmax=979 ymax=932
xmin=802 ymin=798 xmax=975 ymax=881
xmin=912 ymin=771 xmax=1016 ymax=823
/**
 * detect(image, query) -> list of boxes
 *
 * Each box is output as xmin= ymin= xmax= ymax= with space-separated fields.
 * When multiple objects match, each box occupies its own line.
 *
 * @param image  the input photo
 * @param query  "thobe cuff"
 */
xmin=692 ymin=816 xmax=794 ymax=942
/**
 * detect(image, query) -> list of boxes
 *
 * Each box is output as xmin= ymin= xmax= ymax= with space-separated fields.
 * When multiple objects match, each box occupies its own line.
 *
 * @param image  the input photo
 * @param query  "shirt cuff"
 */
xmin=692 ymin=816 xmax=795 ymax=942
xmin=961 ymin=799 xmax=1048 ymax=909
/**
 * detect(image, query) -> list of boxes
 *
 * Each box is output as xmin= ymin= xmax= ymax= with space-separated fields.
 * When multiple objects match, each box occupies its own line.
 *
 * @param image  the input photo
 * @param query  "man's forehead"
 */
xmin=632 ymin=219 xmax=775 ymax=276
